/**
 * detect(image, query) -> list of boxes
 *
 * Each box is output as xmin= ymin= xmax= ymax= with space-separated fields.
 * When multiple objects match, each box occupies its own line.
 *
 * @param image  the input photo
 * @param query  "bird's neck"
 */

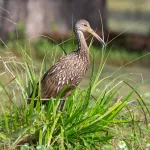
xmin=74 ymin=29 xmax=90 ymax=67
xmin=75 ymin=30 xmax=89 ymax=56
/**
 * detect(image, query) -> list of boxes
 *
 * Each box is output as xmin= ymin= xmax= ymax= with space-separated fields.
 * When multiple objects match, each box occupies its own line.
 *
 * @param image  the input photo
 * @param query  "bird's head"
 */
xmin=75 ymin=19 xmax=106 ymax=46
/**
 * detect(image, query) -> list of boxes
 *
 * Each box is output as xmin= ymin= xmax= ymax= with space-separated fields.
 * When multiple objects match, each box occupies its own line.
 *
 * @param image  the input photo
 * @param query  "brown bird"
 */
xmin=30 ymin=20 xmax=105 ymax=110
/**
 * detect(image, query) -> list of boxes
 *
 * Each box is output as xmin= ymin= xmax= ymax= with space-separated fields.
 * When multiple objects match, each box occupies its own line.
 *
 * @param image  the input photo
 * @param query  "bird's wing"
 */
xmin=40 ymin=55 xmax=77 ymax=98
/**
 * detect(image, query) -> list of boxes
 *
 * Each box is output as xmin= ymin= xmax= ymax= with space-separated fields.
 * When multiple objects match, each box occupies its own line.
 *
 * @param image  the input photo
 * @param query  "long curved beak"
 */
xmin=88 ymin=28 xmax=106 ymax=46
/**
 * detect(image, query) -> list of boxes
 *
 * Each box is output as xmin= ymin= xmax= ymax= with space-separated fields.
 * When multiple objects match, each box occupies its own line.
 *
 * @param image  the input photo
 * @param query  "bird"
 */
xmin=29 ymin=20 xmax=105 ymax=110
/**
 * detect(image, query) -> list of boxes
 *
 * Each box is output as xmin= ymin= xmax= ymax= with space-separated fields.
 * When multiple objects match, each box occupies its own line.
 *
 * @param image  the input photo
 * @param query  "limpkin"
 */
xmin=30 ymin=20 xmax=105 ymax=110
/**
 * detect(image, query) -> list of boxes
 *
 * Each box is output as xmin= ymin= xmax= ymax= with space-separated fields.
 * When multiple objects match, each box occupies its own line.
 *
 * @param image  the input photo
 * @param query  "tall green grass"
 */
xmin=0 ymin=37 xmax=150 ymax=150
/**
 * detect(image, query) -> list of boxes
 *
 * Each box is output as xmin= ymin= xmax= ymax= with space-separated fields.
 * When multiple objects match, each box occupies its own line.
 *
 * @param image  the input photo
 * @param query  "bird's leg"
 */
xmin=56 ymin=85 xmax=73 ymax=113
xmin=56 ymin=99 xmax=67 ymax=113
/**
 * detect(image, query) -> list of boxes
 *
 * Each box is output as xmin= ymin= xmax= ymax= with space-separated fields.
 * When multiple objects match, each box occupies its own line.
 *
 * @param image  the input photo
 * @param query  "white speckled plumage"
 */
xmin=41 ymin=49 xmax=90 ymax=98
xmin=30 ymin=20 xmax=105 ymax=102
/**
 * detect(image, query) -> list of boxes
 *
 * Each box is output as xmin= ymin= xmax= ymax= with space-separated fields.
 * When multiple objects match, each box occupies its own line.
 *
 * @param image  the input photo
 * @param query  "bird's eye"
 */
xmin=83 ymin=24 xmax=87 ymax=27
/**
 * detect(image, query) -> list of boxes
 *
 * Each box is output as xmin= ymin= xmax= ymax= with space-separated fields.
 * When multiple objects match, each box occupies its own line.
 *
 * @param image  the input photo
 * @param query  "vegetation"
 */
xmin=0 ymin=36 xmax=150 ymax=149
xmin=1 ymin=36 xmax=150 ymax=67
xmin=0 ymin=1 xmax=150 ymax=149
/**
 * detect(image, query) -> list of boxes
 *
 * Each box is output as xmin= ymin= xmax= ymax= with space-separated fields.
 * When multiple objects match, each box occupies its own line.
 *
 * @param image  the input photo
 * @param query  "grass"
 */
xmin=0 ymin=36 xmax=150 ymax=149
xmin=2 ymin=37 xmax=150 ymax=67
xmin=93 ymin=45 xmax=150 ymax=67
